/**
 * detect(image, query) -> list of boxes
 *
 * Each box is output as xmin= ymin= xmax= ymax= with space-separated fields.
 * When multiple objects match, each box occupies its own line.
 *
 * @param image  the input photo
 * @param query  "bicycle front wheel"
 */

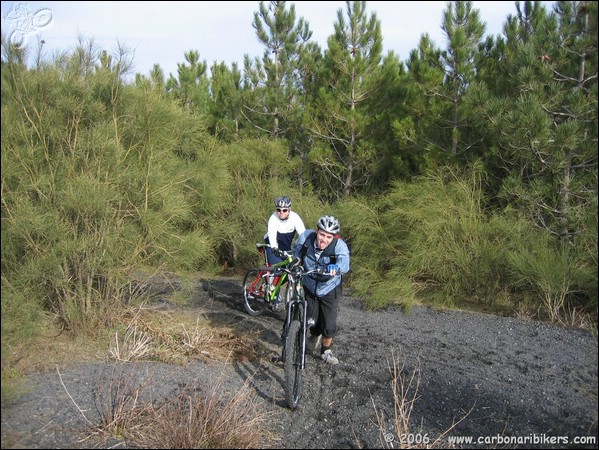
xmin=242 ymin=269 xmax=268 ymax=316
xmin=284 ymin=320 xmax=304 ymax=409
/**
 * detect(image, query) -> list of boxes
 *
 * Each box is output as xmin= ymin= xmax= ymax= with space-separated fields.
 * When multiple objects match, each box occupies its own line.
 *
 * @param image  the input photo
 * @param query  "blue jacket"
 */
xmin=293 ymin=229 xmax=350 ymax=297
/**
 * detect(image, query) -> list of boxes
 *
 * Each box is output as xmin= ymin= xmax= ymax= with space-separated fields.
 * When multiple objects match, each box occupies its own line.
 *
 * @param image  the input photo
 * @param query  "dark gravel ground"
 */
xmin=1 ymin=277 xmax=597 ymax=449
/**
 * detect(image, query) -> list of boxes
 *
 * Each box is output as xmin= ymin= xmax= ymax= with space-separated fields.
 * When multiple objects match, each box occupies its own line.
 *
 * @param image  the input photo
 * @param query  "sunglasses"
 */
xmin=276 ymin=208 xmax=289 ymax=213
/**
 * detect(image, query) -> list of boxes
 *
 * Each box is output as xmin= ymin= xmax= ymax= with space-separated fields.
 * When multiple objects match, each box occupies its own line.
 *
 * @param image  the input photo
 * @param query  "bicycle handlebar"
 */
xmin=282 ymin=264 xmax=334 ymax=278
xmin=269 ymin=248 xmax=336 ymax=277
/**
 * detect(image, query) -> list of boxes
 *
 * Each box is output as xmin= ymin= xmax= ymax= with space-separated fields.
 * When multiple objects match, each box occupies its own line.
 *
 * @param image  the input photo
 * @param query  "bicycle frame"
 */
xmin=282 ymin=269 xmax=308 ymax=358
xmin=242 ymin=244 xmax=291 ymax=316
xmin=276 ymin=260 xmax=327 ymax=409
xmin=256 ymin=244 xmax=290 ymax=301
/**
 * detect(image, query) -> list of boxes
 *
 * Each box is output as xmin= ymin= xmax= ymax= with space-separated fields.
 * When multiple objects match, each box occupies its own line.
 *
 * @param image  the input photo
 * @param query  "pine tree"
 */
xmin=166 ymin=50 xmax=210 ymax=112
xmin=208 ymin=61 xmax=244 ymax=140
xmin=307 ymin=0 xmax=383 ymax=199
xmin=467 ymin=1 xmax=597 ymax=245
xmin=243 ymin=1 xmax=312 ymax=139
xmin=440 ymin=1 xmax=486 ymax=161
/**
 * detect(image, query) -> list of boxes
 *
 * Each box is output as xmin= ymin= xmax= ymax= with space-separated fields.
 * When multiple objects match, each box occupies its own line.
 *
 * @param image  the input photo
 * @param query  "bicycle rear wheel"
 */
xmin=242 ymin=269 xmax=268 ymax=316
xmin=284 ymin=320 xmax=303 ymax=409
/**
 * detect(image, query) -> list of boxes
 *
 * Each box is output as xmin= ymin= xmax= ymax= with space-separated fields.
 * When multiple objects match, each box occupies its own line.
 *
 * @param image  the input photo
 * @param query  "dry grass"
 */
xmin=372 ymin=350 xmax=470 ymax=449
xmin=109 ymin=311 xmax=153 ymax=362
xmin=56 ymin=364 xmax=151 ymax=443
xmin=3 ymin=274 xmax=275 ymax=448
xmin=3 ymin=320 xmax=111 ymax=374
xmin=3 ymin=304 xmax=259 ymax=376
xmin=56 ymin=362 xmax=274 ymax=449
xmin=1 ymin=292 xmax=260 ymax=417
xmin=557 ymin=304 xmax=597 ymax=333
xmin=108 ymin=307 xmax=260 ymax=365
xmin=128 ymin=377 xmax=274 ymax=448
xmin=42 ymin=301 xmax=273 ymax=448
xmin=513 ymin=300 xmax=597 ymax=335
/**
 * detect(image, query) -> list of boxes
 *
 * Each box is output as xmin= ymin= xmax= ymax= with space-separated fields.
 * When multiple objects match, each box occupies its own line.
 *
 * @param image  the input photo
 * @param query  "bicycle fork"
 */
xmin=272 ymin=302 xmax=294 ymax=363
xmin=271 ymin=299 xmax=307 ymax=365
xmin=298 ymin=304 xmax=307 ymax=369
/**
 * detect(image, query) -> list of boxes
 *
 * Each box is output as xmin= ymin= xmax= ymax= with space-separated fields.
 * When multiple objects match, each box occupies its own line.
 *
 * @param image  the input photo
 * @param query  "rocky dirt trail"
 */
xmin=2 ymin=276 xmax=597 ymax=449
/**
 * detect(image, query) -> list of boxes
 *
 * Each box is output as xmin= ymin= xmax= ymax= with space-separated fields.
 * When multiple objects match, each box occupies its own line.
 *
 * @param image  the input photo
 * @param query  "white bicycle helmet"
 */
xmin=275 ymin=196 xmax=292 ymax=208
xmin=317 ymin=215 xmax=340 ymax=234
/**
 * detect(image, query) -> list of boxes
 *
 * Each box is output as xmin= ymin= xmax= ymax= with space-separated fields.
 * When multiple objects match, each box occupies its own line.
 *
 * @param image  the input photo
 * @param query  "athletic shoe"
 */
xmin=306 ymin=334 xmax=321 ymax=353
xmin=321 ymin=349 xmax=339 ymax=365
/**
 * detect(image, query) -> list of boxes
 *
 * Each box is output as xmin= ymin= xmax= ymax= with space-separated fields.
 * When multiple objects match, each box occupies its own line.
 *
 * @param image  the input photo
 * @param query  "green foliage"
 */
xmin=305 ymin=0 xmax=385 ymax=199
xmin=341 ymin=164 xmax=596 ymax=322
xmin=1 ymin=40 xmax=223 ymax=339
xmin=509 ymin=239 xmax=595 ymax=322
xmin=58 ymin=174 xmax=119 ymax=229
xmin=0 ymin=280 xmax=43 ymax=351
xmin=207 ymin=61 xmax=244 ymax=141
xmin=1 ymin=0 xmax=597 ymax=378
xmin=165 ymin=50 xmax=210 ymax=112
xmin=391 ymin=168 xmax=505 ymax=307
xmin=475 ymin=0 xmax=598 ymax=246
xmin=243 ymin=0 xmax=313 ymax=142
xmin=1 ymin=194 xmax=67 ymax=272
xmin=334 ymin=195 xmax=416 ymax=309
xmin=214 ymin=138 xmax=322 ymax=268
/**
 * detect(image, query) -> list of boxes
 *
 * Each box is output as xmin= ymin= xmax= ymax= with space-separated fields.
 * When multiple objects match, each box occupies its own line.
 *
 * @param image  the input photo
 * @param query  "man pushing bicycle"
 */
xmin=293 ymin=215 xmax=350 ymax=365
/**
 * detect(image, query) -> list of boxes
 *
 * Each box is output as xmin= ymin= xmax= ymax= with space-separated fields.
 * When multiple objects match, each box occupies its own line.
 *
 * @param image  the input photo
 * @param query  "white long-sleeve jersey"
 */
xmin=264 ymin=210 xmax=306 ymax=251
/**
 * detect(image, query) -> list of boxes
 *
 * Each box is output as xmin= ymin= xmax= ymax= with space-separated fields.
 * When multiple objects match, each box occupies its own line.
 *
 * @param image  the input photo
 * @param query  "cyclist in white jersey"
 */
xmin=264 ymin=195 xmax=306 ymax=265
xmin=263 ymin=196 xmax=306 ymax=310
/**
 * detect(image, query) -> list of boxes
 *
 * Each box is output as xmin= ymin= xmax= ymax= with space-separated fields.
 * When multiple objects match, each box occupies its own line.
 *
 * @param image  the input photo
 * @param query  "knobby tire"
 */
xmin=284 ymin=320 xmax=303 ymax=409
xmin=242 ymin=268 xmax=268 ymax=316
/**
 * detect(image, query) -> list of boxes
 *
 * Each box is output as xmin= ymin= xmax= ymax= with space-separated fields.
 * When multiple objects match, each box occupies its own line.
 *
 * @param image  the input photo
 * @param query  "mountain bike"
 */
xmin=242 ymin=243 xmax=292 ymax=316
xmin=272 ymin=253 xmax=329 ymax=409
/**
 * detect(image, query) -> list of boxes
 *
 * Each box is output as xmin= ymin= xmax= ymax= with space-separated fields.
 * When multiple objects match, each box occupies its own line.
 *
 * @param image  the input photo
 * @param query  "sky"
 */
xmin=1 ymin=1 xmax=556 ymax=80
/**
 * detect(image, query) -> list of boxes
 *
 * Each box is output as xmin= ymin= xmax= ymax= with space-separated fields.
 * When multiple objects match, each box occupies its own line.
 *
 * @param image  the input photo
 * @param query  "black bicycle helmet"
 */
xmin=317 ymin=215 xmax=340 ymax=234
xmin=275 ymin=196 xmax=292 ymax=208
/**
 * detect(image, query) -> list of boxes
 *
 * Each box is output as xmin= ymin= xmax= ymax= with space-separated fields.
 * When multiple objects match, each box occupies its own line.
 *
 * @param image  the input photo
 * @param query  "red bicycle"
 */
xmin=242 ymin=244 xmax=291 ymax=316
